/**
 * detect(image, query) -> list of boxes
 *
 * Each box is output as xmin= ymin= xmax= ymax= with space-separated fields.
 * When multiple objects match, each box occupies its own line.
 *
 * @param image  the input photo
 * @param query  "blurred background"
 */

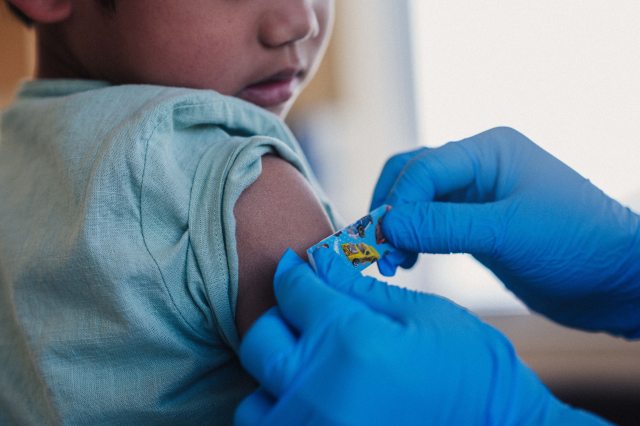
xmin=2 ymin=1 xmax=640 ymax=423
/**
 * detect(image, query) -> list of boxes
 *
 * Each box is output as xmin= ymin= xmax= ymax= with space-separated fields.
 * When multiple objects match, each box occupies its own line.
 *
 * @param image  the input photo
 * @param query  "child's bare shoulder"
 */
xmin=234 ymin=155 xmax=334 ymax=336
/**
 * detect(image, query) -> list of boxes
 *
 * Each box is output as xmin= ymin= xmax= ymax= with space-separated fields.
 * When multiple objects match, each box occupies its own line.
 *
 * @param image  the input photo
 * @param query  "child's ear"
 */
xmin=7 ymin=0 xmax=72 ymax=24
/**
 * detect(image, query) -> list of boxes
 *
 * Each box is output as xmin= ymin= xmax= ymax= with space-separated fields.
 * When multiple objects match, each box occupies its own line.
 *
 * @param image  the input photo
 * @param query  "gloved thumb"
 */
xmin=383 ymin=201 xmax=503 ymax=256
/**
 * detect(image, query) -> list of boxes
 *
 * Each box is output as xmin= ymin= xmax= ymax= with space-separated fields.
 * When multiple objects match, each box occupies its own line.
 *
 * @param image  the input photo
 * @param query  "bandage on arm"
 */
xmin=234 ymin=155 xmax=334 ymax=337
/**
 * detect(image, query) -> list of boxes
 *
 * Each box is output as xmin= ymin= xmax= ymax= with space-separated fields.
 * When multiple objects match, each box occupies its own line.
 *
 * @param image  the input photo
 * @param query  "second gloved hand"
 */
xmin=372 ymin=127 xmax=640 ymax=338
xmin=235 ymin=249 xmax=605 ymax=425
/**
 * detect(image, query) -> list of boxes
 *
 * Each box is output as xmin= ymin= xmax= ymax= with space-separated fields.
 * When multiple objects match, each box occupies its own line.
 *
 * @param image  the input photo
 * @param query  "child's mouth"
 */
xmin=237 ymin=70 xmax=302 ymax=109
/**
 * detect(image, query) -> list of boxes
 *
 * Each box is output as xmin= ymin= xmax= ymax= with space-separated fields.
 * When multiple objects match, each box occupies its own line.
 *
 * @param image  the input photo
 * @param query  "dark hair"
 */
xmin=5 ymin=0 xmax=116 ymax=26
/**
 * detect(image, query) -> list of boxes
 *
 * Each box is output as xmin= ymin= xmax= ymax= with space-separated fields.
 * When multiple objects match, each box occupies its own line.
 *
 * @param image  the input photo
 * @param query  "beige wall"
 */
xmin=0 ymin=6 xmax=34 ymax=108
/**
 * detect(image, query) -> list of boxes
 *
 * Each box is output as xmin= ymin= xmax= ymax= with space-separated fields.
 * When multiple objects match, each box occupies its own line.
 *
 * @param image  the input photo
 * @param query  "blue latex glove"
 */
xmin=373 ymin=127 xmax=640 ymax=338
xmin=235 ymin=248 xmax=607 ymax=425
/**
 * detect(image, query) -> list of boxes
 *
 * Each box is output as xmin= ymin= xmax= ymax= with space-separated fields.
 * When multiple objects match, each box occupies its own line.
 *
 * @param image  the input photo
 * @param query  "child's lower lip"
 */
xmin=237 ymin=78 xmax=296 ymax=108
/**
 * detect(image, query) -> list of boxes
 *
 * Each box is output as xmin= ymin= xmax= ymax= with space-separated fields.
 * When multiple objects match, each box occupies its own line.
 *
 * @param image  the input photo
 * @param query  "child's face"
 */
xmin=57 ymin=0 xmax=335 ymax=118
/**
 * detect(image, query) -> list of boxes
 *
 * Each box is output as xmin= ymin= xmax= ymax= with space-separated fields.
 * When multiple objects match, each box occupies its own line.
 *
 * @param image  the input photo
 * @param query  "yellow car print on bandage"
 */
xmin=341 ymin=243 xmax=380 ymax=267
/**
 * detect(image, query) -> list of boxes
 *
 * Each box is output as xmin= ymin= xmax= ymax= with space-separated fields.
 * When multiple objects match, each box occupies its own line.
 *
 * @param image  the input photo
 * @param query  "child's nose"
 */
xmin=259 ymin=0 xmax=320 ymax=48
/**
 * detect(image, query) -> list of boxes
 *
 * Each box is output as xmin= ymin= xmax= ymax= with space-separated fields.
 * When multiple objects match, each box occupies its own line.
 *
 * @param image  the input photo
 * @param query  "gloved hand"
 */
xmin=235 ymin=248 xmax=606 ymax=425
xmin=371 ymin=127 xmax=640 ymax=338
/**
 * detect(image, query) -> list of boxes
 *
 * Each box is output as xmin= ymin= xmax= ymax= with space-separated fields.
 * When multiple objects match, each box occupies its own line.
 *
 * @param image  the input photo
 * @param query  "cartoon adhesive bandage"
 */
xmin=307 ymin=205 xmax=394 ymax=272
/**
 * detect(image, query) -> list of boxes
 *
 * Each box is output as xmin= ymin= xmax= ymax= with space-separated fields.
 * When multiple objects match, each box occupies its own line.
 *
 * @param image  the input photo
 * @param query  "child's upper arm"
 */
xmin=234 ymin=155 xmax=334 ymax=337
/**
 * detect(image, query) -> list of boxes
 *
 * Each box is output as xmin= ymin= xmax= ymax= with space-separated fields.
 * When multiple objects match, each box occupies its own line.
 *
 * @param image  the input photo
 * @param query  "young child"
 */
xmin=0 ymin=1 xmax=338 ymax=423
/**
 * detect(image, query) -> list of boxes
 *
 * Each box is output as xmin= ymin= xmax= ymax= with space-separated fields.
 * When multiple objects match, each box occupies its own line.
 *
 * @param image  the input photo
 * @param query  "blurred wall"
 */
xmin=413 ymin=0 xmax=640 ymax=205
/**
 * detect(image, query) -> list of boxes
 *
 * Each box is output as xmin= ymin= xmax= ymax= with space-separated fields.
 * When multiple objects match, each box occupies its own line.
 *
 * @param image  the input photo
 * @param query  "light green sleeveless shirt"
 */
xmin=0 ymin=80 xmax=338 ymax=425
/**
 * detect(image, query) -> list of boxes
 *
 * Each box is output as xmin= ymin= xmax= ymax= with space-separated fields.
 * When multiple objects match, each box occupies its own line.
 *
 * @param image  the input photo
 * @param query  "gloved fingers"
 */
xmin=234 ymin=388 xmax=275 ymax=426
xmin=239 ymin=307 xmax=298 ymax=397
xmin=383 ymin=201 xmax=503 ymax=256
xmin=312 ymin=248 xmax=419 ymax=320
xmin=385 ymin=141 xmax=480 ymax=206
xmin=370 ymin=147 xmax=429 ymax=211
xmin=377 ymin=249 xmax=419 ymax=276
xmin=274 ymin=249 xmax=360 ymax=333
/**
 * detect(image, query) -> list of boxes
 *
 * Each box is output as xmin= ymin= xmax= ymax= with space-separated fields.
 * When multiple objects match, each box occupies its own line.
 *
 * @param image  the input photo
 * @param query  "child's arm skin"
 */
xmin=234 ymin=155 xmax=334 ymax=337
